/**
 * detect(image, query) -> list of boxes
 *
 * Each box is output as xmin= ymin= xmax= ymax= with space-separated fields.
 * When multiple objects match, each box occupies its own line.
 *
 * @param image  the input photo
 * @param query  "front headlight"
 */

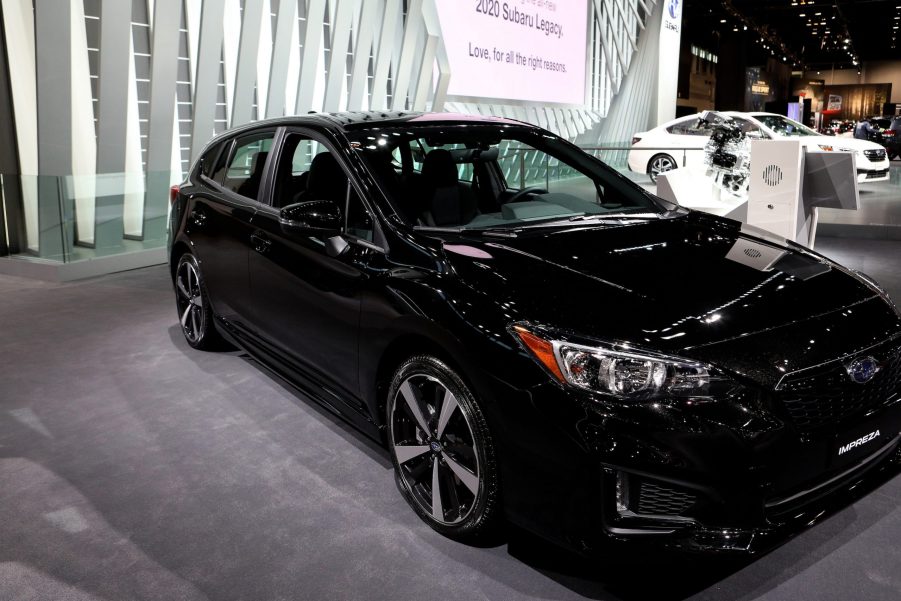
xmin=512 ymin=324 xmax=728 ymax=400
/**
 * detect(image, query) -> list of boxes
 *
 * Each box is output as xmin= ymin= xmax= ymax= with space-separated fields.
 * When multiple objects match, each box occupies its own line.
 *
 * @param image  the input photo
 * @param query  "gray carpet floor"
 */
xmin=1 ymin=237 xmax=900 ymax=601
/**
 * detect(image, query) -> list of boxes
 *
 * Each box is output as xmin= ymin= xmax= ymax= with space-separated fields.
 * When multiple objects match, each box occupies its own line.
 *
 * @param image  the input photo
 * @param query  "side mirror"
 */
xmin=279 ymin=200 xmax=342 ymax=235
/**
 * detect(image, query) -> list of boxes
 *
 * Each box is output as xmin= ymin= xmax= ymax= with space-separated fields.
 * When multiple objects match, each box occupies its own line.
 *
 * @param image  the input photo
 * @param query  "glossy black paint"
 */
xmin=169 ymin=111 xmax=901 ymax=555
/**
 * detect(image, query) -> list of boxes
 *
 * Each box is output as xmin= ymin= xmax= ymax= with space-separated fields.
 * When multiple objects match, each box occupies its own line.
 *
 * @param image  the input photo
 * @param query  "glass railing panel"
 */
xmin=0 ymin=170 xmax=177 ymax=263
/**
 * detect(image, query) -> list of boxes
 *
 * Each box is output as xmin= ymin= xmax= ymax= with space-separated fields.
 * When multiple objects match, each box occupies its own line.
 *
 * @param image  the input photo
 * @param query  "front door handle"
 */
xmin=251 ymin=232 xmax=271 ymax=254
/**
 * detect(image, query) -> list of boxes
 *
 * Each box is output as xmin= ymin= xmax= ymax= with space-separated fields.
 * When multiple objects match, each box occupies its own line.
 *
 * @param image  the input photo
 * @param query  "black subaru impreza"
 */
xmin=169 ymin=111 xmax=901 ymax=554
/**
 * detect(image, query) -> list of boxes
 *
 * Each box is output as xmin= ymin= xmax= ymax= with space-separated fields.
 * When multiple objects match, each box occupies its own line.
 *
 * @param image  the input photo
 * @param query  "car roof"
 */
xmin=198 ymin=111 xmax=533 ymax=158
xmin=214 ymin=111 xmax=526 ymax=138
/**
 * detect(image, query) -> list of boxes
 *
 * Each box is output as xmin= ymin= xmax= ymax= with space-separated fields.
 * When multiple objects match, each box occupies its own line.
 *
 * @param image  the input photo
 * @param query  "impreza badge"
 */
xmin=838 ymin=430 xmax=881 ymax=456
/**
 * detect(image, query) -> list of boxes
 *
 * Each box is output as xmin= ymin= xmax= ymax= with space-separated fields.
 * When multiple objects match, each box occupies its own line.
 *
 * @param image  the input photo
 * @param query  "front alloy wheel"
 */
xmin=648 ymin=154 xmax=677 ymax=183
xmin=174 ymin=253 xmax=221 ymax=350
xmin=387 ymin=356 xmax=499 ymax=540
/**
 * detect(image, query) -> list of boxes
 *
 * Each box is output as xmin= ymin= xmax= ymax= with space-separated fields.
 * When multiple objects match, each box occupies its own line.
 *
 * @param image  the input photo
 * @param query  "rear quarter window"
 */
xmin=197 ymin=141 xmax=220 ymax=178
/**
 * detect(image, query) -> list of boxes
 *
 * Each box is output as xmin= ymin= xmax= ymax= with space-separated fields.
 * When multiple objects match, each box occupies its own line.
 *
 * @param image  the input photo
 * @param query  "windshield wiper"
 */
xmin=566 ymin=212 xmax=662 ymax=222
xmin=479 ymin=228 xmax=520 ymax=238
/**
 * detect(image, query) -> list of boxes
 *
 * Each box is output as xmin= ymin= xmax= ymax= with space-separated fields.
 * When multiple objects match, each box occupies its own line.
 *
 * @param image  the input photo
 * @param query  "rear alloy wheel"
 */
xmin=387 ymin=356 xmax=499 ymax=541
xmin=174 ymin=253 xmax=222 ymax=350
xmin=648 ymin=153 xmax=677 ymax=183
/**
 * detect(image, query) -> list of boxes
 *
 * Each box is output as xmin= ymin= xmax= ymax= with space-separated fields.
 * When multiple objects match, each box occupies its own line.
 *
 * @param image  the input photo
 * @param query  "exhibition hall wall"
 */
xmin=803 ymin=61 xmax=901 ymax=103
xmin=0 ymin=0 xmax=678 ymax=277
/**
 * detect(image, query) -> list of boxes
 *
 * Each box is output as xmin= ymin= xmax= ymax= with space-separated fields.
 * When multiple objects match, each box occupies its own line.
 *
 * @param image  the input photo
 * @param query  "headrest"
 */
xmin=422 ymin=149 xmax=458 ymax=188
xmin=306 ymin=152 xmax=346 ymax=197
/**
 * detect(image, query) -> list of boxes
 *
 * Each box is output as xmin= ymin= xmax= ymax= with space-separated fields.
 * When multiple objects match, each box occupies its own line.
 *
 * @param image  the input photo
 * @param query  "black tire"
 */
xmin=174 ymin=252 xmax=224 ymax=350
xmin=386 ymin=355 xmax=500 ymax=542
xmin=647 ymin=153 xmax=677 ymax=184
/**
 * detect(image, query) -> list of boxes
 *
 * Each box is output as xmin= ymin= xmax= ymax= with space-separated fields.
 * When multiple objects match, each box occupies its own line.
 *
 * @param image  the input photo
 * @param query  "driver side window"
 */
xmin=272 ymin=132 xmax=374 ymax=242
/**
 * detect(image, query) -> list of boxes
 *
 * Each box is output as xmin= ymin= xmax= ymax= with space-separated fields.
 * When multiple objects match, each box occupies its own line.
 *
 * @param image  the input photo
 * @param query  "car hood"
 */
xmin=800 ymin=136 xmax=884 ymax=152
xmin=434 ymin=213 xmax=900 ymax=386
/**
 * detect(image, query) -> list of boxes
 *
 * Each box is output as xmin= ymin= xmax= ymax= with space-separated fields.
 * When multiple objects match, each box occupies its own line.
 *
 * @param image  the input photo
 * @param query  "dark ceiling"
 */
xmin=684 ymin=0 xmax=900 ymax=70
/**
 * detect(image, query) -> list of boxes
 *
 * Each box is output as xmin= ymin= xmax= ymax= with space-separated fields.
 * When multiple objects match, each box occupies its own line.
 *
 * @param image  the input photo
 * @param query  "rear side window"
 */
xmin=666 ymin=120 xmax=712 ymax=136
xmin=215 ymin=131 xmax=276 ymax=201
xmin=199 ymin=141 xmax=226 ymax=179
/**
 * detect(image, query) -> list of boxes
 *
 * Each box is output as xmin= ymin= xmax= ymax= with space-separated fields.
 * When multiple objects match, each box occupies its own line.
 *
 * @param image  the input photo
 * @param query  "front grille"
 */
xmin=634 ymin=480 xmax=696 ymax=515
xmin=779 ymin=342 xmax=901 ymax=432
xmin=865 ymin=169 xmax=889 ymax=179
xmin=864 ymin=148 xmax=887 ymax=162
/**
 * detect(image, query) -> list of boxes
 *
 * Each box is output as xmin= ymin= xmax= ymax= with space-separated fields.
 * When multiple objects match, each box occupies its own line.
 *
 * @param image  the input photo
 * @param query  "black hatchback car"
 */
xmin=169 ymin=112 xmax=901 ymax=554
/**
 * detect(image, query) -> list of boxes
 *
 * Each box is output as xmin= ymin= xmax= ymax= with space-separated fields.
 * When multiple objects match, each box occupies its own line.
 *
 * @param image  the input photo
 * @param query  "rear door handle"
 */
xmin=190 ymin=208 xmax=207 ymax=228
xmin=250 ymin=232 xmax=271 ymax=254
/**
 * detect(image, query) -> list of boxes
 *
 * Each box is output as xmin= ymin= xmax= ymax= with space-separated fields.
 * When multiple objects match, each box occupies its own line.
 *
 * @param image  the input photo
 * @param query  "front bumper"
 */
xmin=487 ymin=357 xmax=901 ymax=555
xmin=602 ymin=431 xmax=901 ymax=553
xmin=856 ymin=156 xmax=890 ymax=183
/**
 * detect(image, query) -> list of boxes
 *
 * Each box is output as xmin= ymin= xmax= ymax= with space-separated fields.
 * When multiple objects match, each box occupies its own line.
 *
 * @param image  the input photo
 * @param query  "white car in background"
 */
xmin=629 ymin=112 xmax=891 ymax=184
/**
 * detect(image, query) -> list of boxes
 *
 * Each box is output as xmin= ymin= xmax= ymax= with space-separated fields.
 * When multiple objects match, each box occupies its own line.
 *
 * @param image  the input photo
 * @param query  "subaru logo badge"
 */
xmin=668 ymin=0 xmax=680 ymax=19
xmin=429 ymin=441 xmax=442 ymax=453
xmin=845 ymin=356 xmax=880 ymax=384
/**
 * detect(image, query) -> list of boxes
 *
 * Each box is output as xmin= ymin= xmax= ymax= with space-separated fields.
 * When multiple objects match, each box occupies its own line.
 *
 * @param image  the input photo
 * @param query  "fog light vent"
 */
xmin=635 ymin=480 xmax=696 ymax=516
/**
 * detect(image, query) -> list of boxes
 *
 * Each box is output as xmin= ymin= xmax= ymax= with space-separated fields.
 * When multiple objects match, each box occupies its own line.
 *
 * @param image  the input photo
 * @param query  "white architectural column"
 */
xmin=371 ymin=0 xmax=401 ymax=111
xmin=295 ymin=0 xmax=327 ymax=113
xmin=422 ymin=0 xmax=449 ymax=112
xmin=347 ymin=0 xmax=378 ymax=111
xmin=322 ymin=0 xmax=355 ymax=112
xmin=655 ymin=0 xmax=681 ymax=125
xmin=390 ymin=0 xmax=423 ymax=111
xmin=266 ymin=0 xmax=298 ymax=117
xmin=145 ymin=0 xmax=183 ymax=241
xmin=1 ymin=0 xmax=38 ymax=252
xmin=35 ymin=0 xmax=73 ymax=259
xmin=232 ymin=0 xmax=266 ymax=126
xmin=190 ymin=1 xmax=226 ymax=162
xmin=95 ymin=0 xmax=132 ymax=251
xmin=69 ymin=0 xmax=97 ymax=247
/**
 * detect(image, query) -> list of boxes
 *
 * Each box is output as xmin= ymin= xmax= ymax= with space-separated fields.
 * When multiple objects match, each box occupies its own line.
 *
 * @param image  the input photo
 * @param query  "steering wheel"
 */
xmin=503 ymin=186 xmax=547 ymax=205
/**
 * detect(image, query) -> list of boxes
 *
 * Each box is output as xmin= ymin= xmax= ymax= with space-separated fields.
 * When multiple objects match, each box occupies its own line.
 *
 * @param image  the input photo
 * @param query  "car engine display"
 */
xmin=700 ymin=111 xmax=752 ymax=196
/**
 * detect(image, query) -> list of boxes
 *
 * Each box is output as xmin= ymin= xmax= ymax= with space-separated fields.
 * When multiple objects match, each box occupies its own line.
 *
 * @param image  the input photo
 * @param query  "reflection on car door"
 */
xmin=248 ymin=130 xmax=371 ymax=415
xmin=188 ymin=131 xmax=275 ymax=328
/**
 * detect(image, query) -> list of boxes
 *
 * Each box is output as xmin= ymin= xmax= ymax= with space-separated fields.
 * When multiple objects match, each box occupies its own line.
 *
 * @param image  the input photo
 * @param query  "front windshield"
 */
xmin=754 ymin=114 xmax=819 ymax=137
xmin=347 ymin=124 xmax=663 ymax=230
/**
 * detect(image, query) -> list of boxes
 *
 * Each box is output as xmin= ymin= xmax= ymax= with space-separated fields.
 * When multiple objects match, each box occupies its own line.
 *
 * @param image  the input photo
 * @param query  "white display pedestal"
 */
xmin=656 ymin=166 xmax=746 ymax=220
xmin=746 ymin=140 xmax=804 ymax=241
xmin=655 ymin=142 xmax=858 ymax=249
